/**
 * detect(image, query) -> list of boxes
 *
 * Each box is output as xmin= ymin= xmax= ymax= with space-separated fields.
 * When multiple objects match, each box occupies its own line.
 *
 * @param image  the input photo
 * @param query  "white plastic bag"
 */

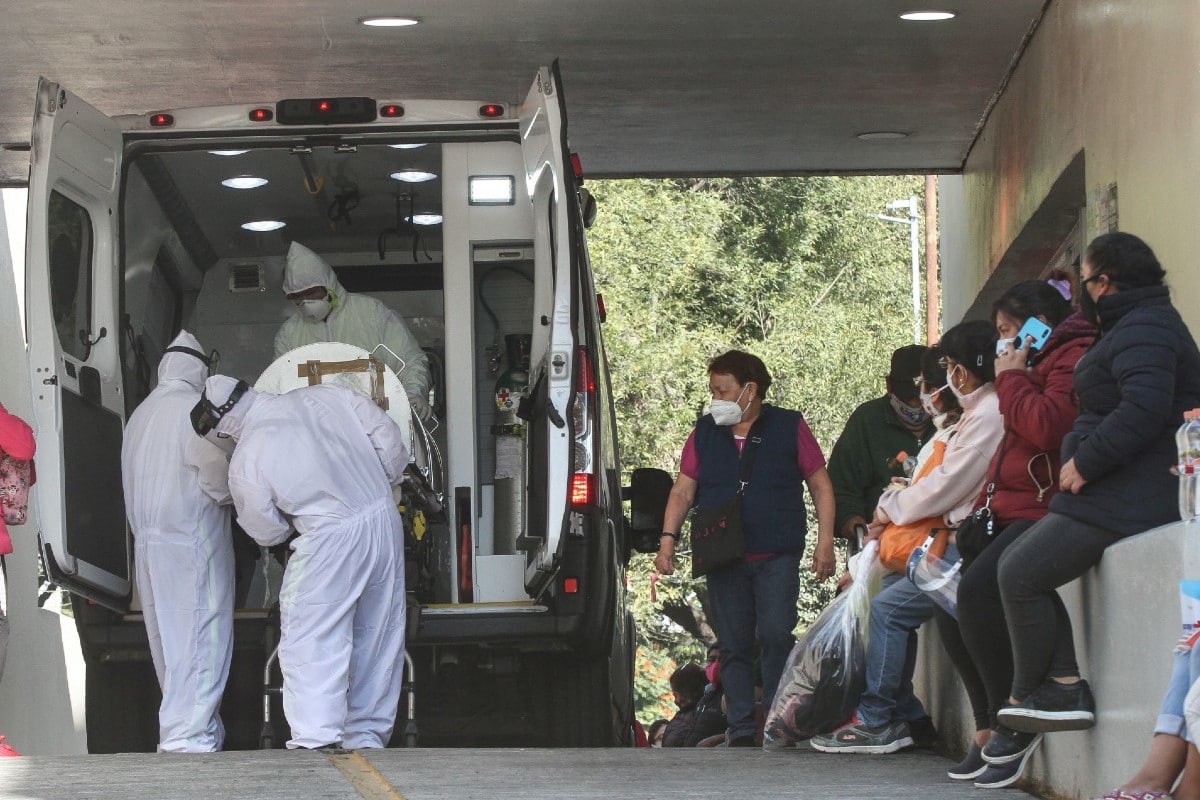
xmin=765 ymin=540 xmax=881 ymax=742
xmin=906 ymin=534 xmax=963 ymax=618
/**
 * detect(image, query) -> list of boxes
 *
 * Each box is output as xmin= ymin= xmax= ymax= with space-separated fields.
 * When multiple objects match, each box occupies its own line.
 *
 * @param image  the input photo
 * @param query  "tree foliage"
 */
xmin=588 ymin=175 xmax=927 ymax=722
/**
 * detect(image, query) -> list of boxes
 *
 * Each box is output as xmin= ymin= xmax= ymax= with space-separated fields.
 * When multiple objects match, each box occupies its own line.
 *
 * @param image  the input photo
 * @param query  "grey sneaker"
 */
xmin=762 ymin=731 xmax=795 ymax=751
xmin=810 ymin=721 xmax=914 ymax=754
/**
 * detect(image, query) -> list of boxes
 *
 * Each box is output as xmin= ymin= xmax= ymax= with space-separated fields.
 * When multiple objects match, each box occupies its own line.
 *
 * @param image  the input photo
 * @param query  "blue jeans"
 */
xmin=1157 ymin=645 xmax=1200 ymax=739
xmin=706 ymin=554 xmax=801 ymax=740
xmin=857 ymin=544 xmax=958 ymax=729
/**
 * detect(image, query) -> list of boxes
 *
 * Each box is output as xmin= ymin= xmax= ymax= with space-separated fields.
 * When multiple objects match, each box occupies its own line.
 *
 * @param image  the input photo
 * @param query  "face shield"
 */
xmin=190 ymin=379 xmax=248 ymax=455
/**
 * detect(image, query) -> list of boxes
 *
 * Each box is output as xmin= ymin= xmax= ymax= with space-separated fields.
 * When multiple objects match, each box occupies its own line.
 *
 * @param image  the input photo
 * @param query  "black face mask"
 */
xmin=1079 ymin=286 xmax=1099 ymax=325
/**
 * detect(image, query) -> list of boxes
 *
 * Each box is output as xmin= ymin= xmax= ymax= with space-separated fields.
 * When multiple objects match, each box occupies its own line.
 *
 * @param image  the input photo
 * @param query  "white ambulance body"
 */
xmin=24 ymin=65 xmax=669 ymax=749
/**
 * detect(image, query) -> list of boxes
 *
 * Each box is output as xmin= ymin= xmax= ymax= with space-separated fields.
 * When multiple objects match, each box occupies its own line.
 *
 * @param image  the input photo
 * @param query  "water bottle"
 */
xmin=1178 ymin=409 xmax=1200 ymax=522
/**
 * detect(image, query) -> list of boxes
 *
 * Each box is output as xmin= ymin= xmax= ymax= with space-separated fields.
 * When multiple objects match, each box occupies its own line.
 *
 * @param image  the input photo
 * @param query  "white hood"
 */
xmin=203 ymin=374 xmax=261 ymax=440
xmin=159 ymin=330 xmax=209 ymax=391
xmin=282 ymin=241 xmax=343 ymax=296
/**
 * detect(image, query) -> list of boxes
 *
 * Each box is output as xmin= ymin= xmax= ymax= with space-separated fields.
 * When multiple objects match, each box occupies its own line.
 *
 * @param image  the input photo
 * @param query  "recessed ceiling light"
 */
xmin=209 ymin=150 xmax=249 ymax=157
xmin=221 ymin=176 xmax=269 ymax=189
xmin=390 ymin=170 xmax=438 ymax=183
xmin=407 ymin=214 xmax=443 ymax=226
xmin=856 ymin=131 xmax=909 ymax=140
xmin=360 ymin=16 xmax=419 ymax=27
xmin=388 ymin=143 xmax=427 ymax=150
xmin=900 ymin=10 xmax=957 ymax=21
xmin=241 ymin=220 xmax=286 ymax=232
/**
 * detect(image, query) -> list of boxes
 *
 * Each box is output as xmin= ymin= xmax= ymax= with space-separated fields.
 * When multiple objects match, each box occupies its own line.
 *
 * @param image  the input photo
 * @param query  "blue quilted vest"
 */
xmin=693 ymin=404 xmax=808 ymax=555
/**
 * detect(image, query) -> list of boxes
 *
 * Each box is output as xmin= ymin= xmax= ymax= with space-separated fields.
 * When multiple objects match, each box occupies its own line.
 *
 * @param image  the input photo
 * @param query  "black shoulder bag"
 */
xmin=955 ymin=435 xmax=1008 ymax=563
xmin=690 ymin=417 xmax=766 ymax=579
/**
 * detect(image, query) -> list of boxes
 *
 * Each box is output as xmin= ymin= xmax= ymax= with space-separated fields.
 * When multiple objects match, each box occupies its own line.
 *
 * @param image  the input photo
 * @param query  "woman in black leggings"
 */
xmin=935 ymin=279 xmax=1093 ymax=789
xmin=996 ymin=234 xmax=1200 ymax=753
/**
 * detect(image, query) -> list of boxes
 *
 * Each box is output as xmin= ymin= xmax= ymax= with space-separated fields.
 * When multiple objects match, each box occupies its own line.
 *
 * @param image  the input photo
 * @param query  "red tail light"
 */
xmin=570 ymin=472 xmax=595 ymax=506
xmin=149 ymin=113 xmax=174 ymax=127
xmin=570 ymin=153 xmax=584 ymax=179
xmin=249 ymin=108 xmax=274 ymax=122
xmin=479 ymin=103 xmax=505 ymax=118
xmin=576 ymin=347 xmax=595 ymax=393
xmin=563 ymin=577 xmax=580 ymax=594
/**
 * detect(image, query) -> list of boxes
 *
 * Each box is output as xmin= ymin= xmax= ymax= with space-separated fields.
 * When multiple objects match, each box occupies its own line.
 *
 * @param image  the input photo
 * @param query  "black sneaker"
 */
xmin=997 ymin=679 xmax=1096 ymax=733
xmin=908 ymin=715 xmax=939 ymax=750
xmin=946 ymin=742 xmax=987 ymax=780
xmin=727 ymin=735 xmax=758 ymax=747
xmin=974 ymin=734 xmax=1042 ymax=790
xmin=982 ymin=726 xmax=1043 ymax=764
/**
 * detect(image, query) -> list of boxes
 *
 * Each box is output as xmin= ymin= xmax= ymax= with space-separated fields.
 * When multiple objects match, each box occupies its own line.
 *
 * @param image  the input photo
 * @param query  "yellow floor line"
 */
xmin=325 ymin=750 xmax=407 ymax=800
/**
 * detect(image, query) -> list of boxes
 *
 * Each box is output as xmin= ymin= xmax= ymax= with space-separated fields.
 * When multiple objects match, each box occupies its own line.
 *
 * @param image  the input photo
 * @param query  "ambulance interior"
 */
xmin=108 ymin=136 xmax=545 ymax=609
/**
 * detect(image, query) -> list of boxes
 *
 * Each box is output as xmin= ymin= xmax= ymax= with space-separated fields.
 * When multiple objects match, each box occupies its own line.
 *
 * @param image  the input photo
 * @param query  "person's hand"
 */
xmin=654 ymin=541 xmax=676 ymax=575
xmin=408 ymin=393 xmax=433 ymax=421
xmin=811 ymin=537 xmax=836 ymax=581
xmin=994 ymin=337 xmax=1029 ymax=376
xmin=864 ymin=521 xmax=885 ymax=544
xmin=1059 ymin=457 xmax=1088 ymax=494
xmin=840 ymin=515 xmax=868 ymax=540
xmin=872 ymin=506 xmax=892 ymax=526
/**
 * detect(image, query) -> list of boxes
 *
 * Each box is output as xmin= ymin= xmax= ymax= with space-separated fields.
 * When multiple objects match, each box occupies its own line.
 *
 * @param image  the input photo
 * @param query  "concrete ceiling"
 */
xmin=0 ymin=0 xmax=1047 ymax=184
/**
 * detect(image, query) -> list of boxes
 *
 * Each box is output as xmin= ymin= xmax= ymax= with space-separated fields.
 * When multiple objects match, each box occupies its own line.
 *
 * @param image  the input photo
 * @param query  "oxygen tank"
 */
xmin=493 ymin=334 xmax=531 ymax=554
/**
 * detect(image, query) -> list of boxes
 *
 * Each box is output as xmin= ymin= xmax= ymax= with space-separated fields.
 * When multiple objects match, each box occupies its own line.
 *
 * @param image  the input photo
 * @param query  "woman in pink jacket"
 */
xmin=0 ymin=399 xmax=35 ymax=757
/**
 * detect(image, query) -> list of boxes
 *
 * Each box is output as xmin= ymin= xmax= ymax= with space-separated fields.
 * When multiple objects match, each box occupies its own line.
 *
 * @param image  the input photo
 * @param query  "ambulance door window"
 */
xmin=47 ymin=190 xmax=95 ymax=361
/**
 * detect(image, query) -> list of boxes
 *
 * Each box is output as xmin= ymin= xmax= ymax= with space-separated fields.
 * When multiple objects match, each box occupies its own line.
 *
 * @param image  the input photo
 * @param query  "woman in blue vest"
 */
xmin=655 ymin=350 xmax=836 ymax=747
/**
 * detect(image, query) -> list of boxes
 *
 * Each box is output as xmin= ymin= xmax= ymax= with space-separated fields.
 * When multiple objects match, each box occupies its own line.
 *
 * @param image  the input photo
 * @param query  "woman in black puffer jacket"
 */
xmin=992 ymin=233 xmax=1200 ymax=749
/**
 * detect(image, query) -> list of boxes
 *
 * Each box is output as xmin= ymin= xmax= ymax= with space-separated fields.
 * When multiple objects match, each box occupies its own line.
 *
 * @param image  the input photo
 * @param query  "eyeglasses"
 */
xmin=937 ymin=357 xmax=955 ymax=370
xmin=1080 ymin=273 xmax=1103 ymax=286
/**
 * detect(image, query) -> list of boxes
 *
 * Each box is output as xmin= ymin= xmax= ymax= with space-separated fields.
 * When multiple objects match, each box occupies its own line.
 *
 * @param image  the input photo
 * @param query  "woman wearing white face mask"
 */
xmin=812 ymin=320 xmax=1002 ymax=757
xmin=655 ymin=350 xmax=836 ymax=748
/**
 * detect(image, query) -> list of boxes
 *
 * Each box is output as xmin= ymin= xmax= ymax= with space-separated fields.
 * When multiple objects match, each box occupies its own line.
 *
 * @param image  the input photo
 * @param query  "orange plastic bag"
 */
xmin=877 ymin=440 xmax=949 ymax=573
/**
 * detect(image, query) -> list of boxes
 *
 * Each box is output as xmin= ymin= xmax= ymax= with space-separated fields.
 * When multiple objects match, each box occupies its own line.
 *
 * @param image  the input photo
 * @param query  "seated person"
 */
xmin=275 ymin=241 xmax=432 ymax=419
xmin=662 ymin=663 xmax=727 ymax=747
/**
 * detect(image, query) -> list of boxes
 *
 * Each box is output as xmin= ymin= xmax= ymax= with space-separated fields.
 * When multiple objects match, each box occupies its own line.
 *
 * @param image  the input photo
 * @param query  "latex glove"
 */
xmin=408 ymin=393 xmax=432 ymax=421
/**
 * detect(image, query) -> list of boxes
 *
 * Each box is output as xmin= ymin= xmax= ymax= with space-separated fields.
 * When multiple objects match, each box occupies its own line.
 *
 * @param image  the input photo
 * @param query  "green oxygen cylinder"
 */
xmin=493 ymin=334 xmax=532 ymax=554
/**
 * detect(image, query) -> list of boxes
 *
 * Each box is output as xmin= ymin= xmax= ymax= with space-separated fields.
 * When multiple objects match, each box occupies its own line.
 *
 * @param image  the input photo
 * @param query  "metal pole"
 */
xmin=924 ymin=176 xmax=939 ymax=343
xmin=907 ymin=196 xmax=920 ymax=344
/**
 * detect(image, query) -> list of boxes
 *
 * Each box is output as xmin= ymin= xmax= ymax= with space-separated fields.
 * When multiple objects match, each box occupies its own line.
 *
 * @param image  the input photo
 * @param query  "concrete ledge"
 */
xmin=918 ymin=519 xmax=1198 ymax=799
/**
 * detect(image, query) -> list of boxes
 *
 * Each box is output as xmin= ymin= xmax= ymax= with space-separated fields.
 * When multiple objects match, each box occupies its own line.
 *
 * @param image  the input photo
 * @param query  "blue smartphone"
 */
xmin=996 ymin=317 xmax=1052 ymax=355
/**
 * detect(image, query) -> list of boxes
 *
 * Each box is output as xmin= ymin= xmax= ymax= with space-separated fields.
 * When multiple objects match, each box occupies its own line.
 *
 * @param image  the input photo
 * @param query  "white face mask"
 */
xmin=709 ymin=385 xmax=748 ymax=426
xmin=298 ymin=296 xmax=332 ymax=321
xmin=919 ymin=385 xmax=949 ymax=418
xmin=947 ymin=365 xmax=973 ymax=401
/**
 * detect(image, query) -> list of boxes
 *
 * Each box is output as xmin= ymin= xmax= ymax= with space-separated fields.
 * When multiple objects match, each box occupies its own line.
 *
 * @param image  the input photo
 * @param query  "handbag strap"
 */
xmin=980 ymin=433 xmax=1010 ymax=509
xmin=735 ymin=414 xmax=769 ymax=495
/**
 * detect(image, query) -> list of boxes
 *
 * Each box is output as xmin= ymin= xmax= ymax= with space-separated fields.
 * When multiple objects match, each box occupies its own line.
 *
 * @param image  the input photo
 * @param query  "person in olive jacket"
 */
xmin=995 ymin=233 xmax=1200 ymax=741
xmin=828 ymin=345 xmax=932 ymax=549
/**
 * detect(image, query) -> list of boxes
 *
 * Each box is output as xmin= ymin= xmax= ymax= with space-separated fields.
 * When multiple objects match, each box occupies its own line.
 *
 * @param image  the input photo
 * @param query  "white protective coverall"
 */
xmin=205 ymin=375 xmax=409 ymax=749
xmin=274 ymin=241 xmax=431 ymax=415
xmin=120 ymin=331 xmax=233 ymax=753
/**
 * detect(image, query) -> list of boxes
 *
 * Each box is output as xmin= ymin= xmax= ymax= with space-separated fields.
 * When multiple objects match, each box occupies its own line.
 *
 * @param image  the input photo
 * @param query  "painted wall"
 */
xmin=943 ymin=0 xmax=1200 ymax=330
xmin=926 ymin=1 xmax=1200 ymax=796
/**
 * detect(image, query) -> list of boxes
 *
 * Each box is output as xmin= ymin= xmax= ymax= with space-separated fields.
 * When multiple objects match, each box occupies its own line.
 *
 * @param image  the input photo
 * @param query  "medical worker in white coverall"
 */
xmin=275 ymin=241 xmax=433 ymax=420
xmin=120 ymin=331 xmax=233 ymax=753
xmin=194 ymin=374 xmax=409 ymax=749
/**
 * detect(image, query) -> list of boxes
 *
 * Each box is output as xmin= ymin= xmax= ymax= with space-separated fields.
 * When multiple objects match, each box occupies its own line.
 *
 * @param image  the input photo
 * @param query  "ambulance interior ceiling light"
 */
xmin=469 ymin=175 xmax=515 ymax=205
xmin=388 ymin=143 xmax=427 ymax=149
xmin=241 ymin=220 xmax=286 ymax=232
xmin=209 ymin=150 xmax=249 ymax=156
xmin=390 ymin=170 xmax=438 ymax=183
xmin=359 ymin=16 xmax=420 ymax=27
xmin=899 ymin=10 xmax=957 ymax=21
xmin=856 ymin=131 xmax=909 ymax=140
xmin=221 ymin=176 xmax=269 ymax=189
xmin=407 ymin=214 xmax=443 ymax=226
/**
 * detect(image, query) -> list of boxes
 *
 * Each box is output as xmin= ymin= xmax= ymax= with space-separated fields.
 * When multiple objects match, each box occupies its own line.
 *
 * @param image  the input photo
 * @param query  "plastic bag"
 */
xmin=906 ymin=534 xmax=963 ymax=618
xmin=765 ymin=540 xmax=881 ymax=742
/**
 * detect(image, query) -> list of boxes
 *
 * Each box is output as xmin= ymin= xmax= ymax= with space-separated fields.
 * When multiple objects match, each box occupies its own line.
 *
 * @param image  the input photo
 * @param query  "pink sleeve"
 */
xmin=680 ymin=431 xmax=699 ymax=480
xmin=796 ymin=418 xmax=825 ymax=478
xmin=0 ymin=403 xmax=36 ymax=460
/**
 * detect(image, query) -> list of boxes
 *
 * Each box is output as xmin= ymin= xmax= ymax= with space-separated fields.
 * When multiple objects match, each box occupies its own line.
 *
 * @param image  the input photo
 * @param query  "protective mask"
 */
xmin=709 ymin=385 xmax=748 ymax=426
xmin=919 ymin=385 xmax=948 ymax=418
xmin=948 ymin=366 xmax=971 ymax=401
xmin=299 ymin=296 xmax=332 ymax=321
xmin=889 ymin=394 xmax=928 ymax=426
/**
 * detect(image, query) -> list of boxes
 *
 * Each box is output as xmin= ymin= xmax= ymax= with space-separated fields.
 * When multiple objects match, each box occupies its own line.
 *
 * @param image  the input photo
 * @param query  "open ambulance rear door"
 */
xmin=25 ymin=78 xmax=131 ymax=611
xmin=518 ymin=64 xmax=584 ymax=596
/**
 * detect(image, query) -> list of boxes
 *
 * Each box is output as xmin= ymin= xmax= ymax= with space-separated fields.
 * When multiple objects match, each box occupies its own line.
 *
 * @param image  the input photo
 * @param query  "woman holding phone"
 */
xmin=934 ymin=279 xmax=1094 ymax=788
